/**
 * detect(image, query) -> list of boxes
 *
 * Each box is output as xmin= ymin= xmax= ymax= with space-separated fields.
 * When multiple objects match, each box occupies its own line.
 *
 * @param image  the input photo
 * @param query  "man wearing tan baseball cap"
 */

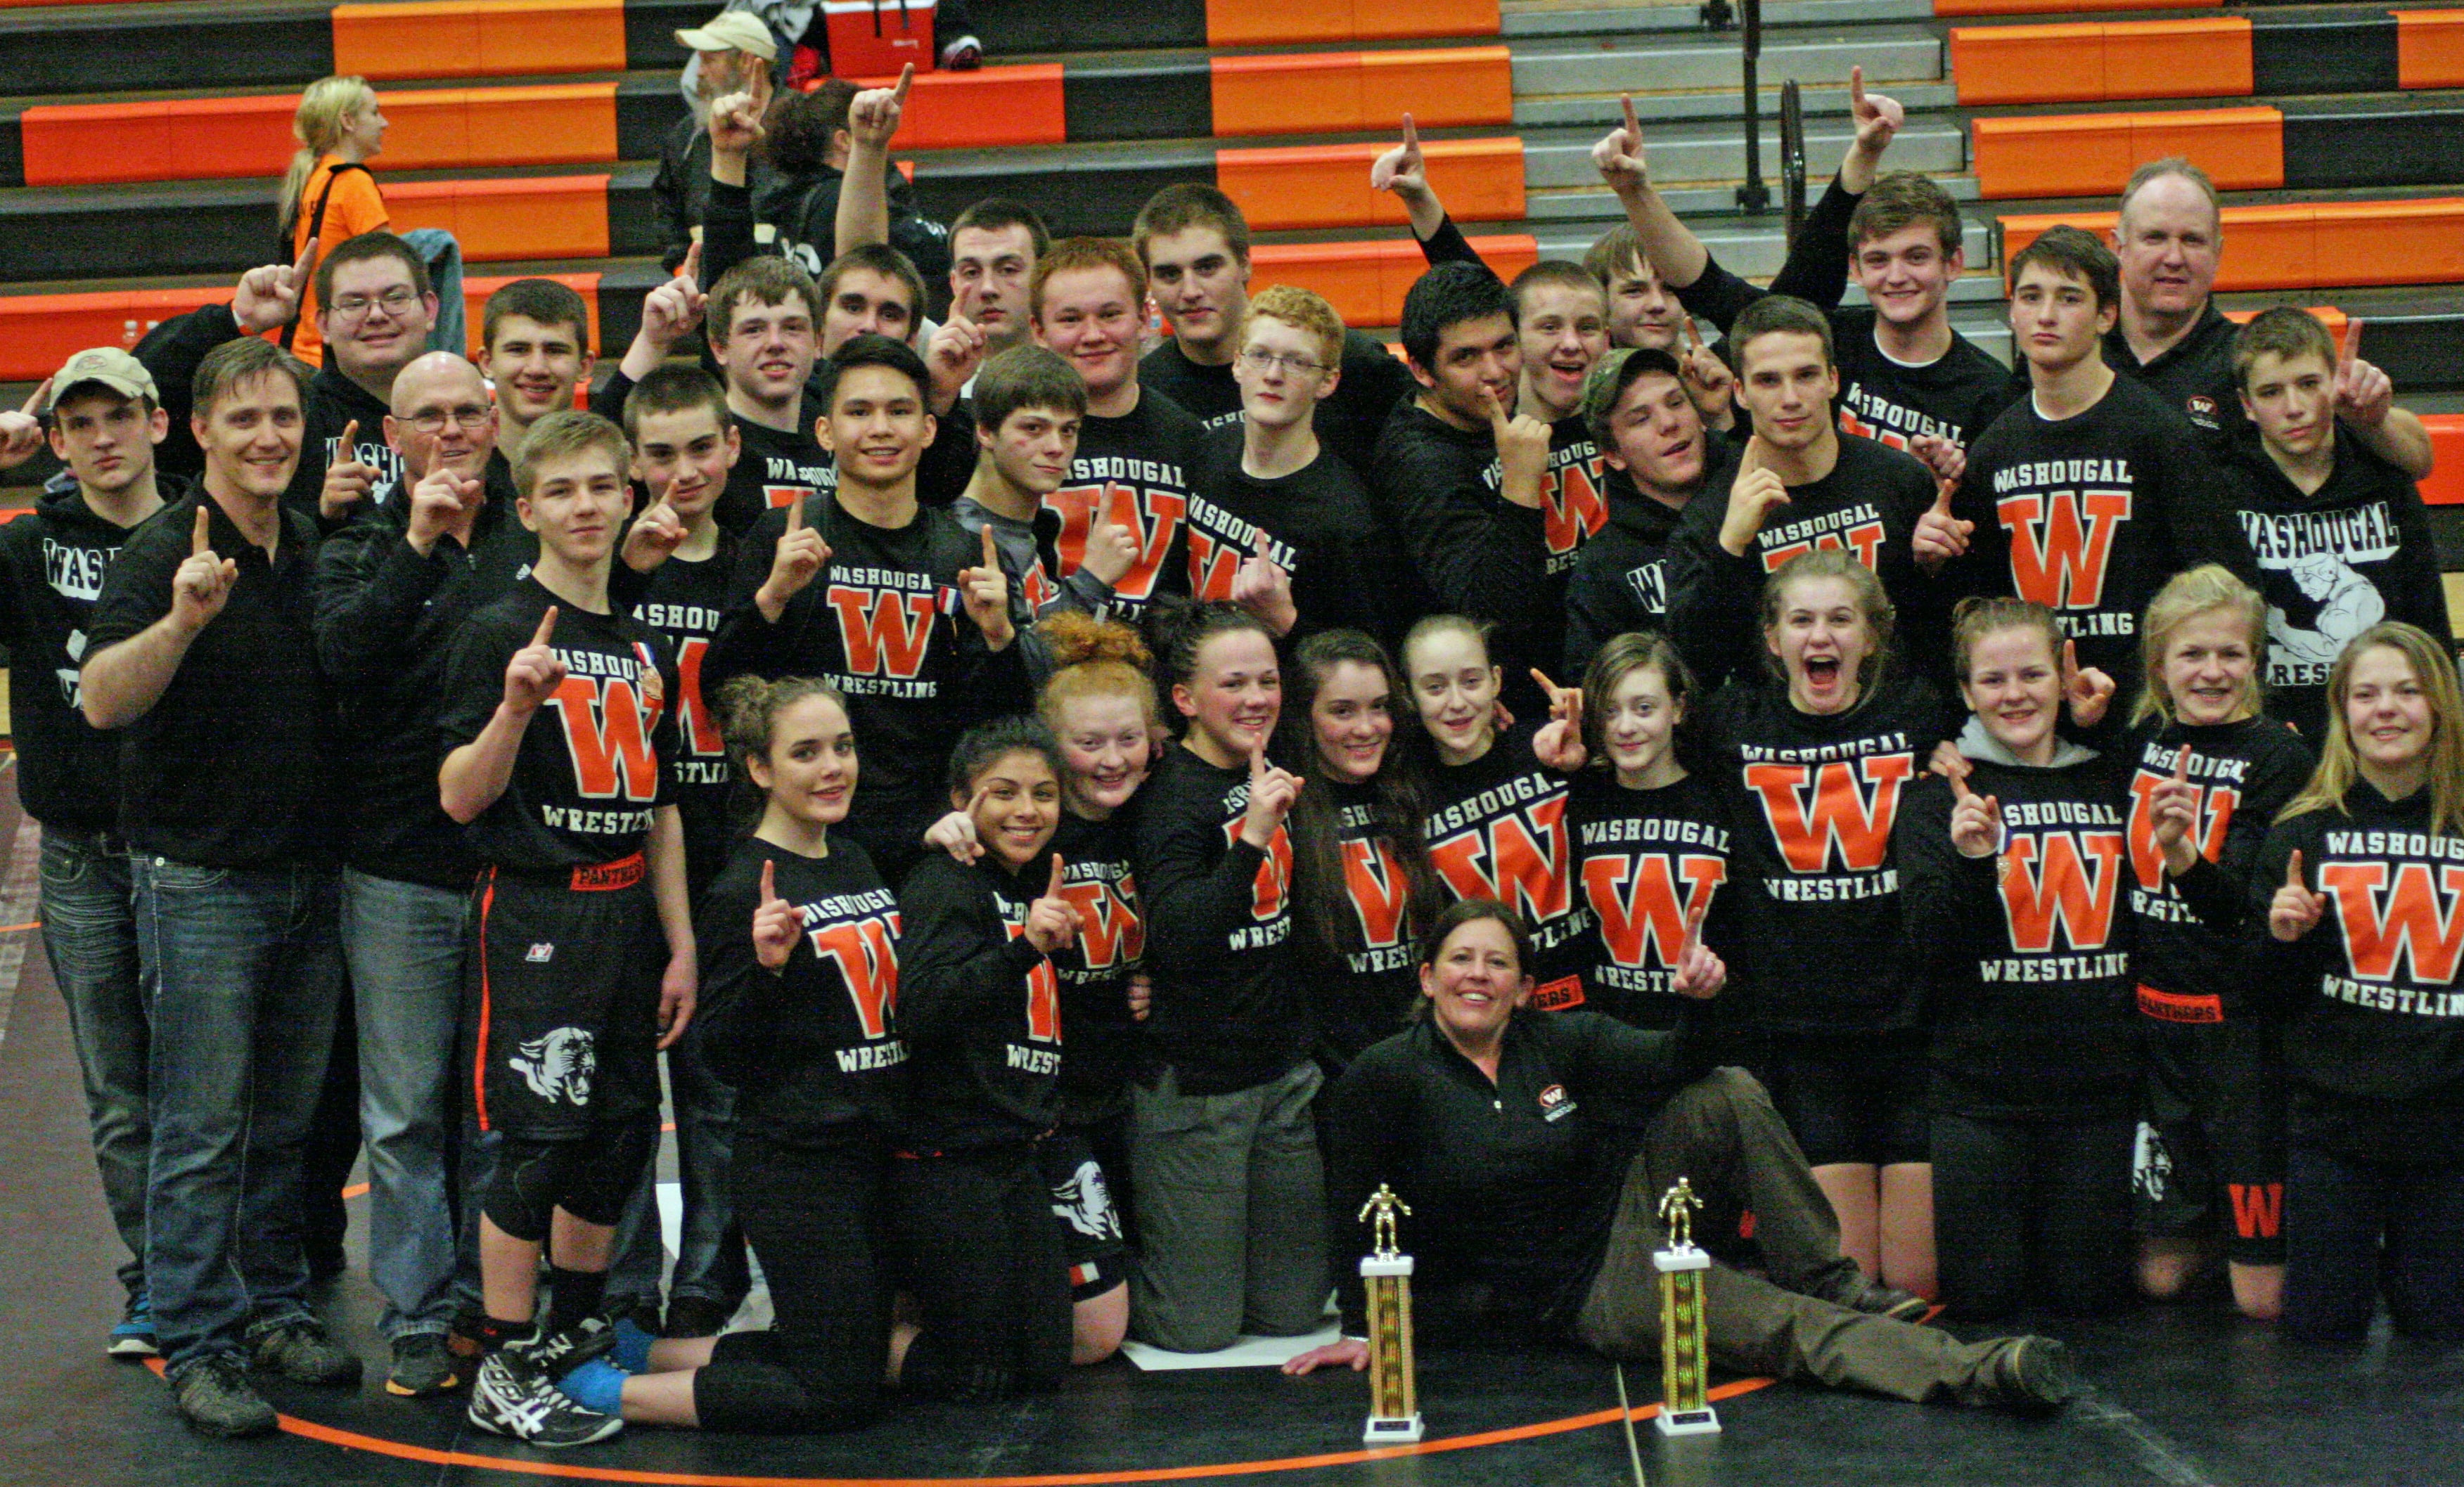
xmin=0 ymin=344 xmax=177 ymax=1371
xmin=655 ymin=10 xmax=781 ymax=273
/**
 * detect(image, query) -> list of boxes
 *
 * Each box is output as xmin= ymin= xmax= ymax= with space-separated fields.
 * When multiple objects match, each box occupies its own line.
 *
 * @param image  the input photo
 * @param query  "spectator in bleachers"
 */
xmin=759 ymin=80 xmax=950 ymax=295
xmin=278 ymin=77 xmax=466 ymax=369
xmin=657 ymin=11 xmax=781 ymax=275
xmin=2103 ymin=159 xmax=2432 ymax=480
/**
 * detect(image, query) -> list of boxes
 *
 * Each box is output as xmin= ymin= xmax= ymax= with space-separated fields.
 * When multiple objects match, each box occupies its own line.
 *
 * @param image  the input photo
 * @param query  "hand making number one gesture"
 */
xmin=501 ymin=605 xmax=566 ymax=716
xmin=1671 ymin=900 xmax=1726 ymax=1000
xmin=1949 ymin=767 xmax=2004 ymax=861
xmin=1532 ymin=669 xmax=1589 ymax=771
xmin=2270 ymin=850 xmax=2327 ymax=942
xmin=757 ymin=494 xmax=831 ymax=622
xmin=1240 ymin=740 xmax=1302 ymax=849
xmin=753 ymin=859 xmax=803 ymax=970
xmin=960 ymin=527 xmax=1015 ymax=650
xmin=1023 ymin=855 xmax=1083 ymax=954
xmin=171 ymin=505 xmax=238 ymax=634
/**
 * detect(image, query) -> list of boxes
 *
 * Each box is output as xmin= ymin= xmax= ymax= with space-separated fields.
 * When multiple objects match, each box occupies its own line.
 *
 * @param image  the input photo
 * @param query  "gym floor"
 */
xmin=0 ymin=775 xmax=2453 ymax=1487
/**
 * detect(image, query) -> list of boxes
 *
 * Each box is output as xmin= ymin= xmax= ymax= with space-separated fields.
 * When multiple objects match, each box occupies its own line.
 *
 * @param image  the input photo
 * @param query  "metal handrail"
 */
xmin=1780 ymin=78 xmax=1807 ymax=243
xmin=1733 ymin=0 xmax=1771 ymax=212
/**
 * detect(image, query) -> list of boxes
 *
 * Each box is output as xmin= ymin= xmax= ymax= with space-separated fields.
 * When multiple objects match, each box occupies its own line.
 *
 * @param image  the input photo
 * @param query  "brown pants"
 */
xmin=1574 ymin=1069 xmax=2013 ymax=1405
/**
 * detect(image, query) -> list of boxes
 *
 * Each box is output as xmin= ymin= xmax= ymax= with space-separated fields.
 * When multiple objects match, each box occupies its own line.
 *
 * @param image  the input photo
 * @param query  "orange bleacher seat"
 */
xmin=2398 ymin=11 xmax=2464 ymax=89
xmin=0 ymin=286 xmax=228 ymax=382
xmin=2001 ymin=199 xmax=2464 ymax=291
xmin=19 ymin=84 xmax=620 ymax=187
xmin=1249 ymin=235 xmax=1539 ymax=327
xmin=1204 ymin=0 xmax=1500 ymax=45
xmin=331 ymin=0 xmax=626 ymax=82
xmin=840 ymin=66 xmax=1067 ymax=150
xmin=1951 ymin=18 xmax=2252 ymax=105
xmin=387 ymin=174 xmax=610 ymax=261
xmin=2418 ymin=415 xmax=2464 ymax=506
xmin=1935 ymin=0 xmax=2197 ymax=15
xmin=1209 ymin=47 xmax=1513 ymax=136
xmin=1217 ymin=139 xmax=1523 ymax=232
xmin=1972 ymin=108 xmax=2283 ymax=199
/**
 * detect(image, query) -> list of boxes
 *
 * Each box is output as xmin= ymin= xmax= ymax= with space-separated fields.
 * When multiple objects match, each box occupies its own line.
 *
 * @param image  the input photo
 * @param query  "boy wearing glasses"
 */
xmin=1190 ymin=286 xmax=1398 ymax=641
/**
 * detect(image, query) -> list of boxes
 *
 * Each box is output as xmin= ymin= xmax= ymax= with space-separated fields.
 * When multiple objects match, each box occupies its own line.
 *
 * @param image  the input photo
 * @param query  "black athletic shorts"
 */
xmin=465 ymin=855 xmax=665 ymax=1141
xmin=2133 ymin=1005 xmax=2286 ymax=1263
xmin=1759 ymin=1029 xmax=1930 ymax=1169
xmin=1039 ymin=1128 xmax=1129 ymax=1302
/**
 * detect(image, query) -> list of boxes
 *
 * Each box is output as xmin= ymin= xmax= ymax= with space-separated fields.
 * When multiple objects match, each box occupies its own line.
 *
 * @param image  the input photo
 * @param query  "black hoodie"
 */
xmin=0 ymin=477 xmax=186 ymax=833
xmin=1561 ymin=456 xmax=1731 ymax=676
xmin=2220 ymin=421 xmax=2451 ymax=739
xmin=2256 ymin=782 xmax=2464 ymax=1162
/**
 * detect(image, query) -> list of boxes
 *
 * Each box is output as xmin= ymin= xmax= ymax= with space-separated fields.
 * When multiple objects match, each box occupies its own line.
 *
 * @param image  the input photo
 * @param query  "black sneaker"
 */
xmin=1847 ymin=1280 xmax=1934 ymax=1322
xmin=172 ymin=1355 xmax=278 ymax=1438
xmin=250 ymin=1316 xmax=364 ymax=1387
xmin=662 ymin=1294 xmax=734 ymax=1339
xmin=1989 ymin=1336 xmax=2081 ymax=1417
xmin=468 ymin=1332 xmax=623 ymax=1448
xmin=385 ymin=1332 xmax=463 ymax=1397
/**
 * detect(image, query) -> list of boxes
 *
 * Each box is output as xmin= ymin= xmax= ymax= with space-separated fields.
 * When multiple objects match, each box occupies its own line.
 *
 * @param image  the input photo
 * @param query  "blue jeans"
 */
xmin=2283 ymin=1140 xmax=2464 ymax=1344
xmin=604 ymin=1031 xmax=748 ymax=1319
xmin=40 ymin=828 xmax=148 ymax=1301
xmin=340 ymin=868 xmax=473 ymax=1339
xmin=135 ymin=855 xmax=343 ymax=1374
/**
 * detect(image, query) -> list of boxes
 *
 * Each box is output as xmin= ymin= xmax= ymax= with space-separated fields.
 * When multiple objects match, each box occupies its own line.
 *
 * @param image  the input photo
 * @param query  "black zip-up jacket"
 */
xmin=2255 ymin=782 xmax=2464 ymax=1163
xmin=897 ymin=851 xmax=1063 ymax=1150
xmin=1323 ymin=1009 xmax=1711 ymax=1339
xmin=0 ymin=478 xmax=186 ymax=833
xmin=2221 ymin=422 xmax=2452 ymax=739
xmin=312 ymin=467 xmax=541 ymax=889
xmin=1134 ymin=742 xmax=1309 ymax=1095
xmin=134 ymin=302 xmax=402 ymax=524
xmin=695 ymin=836 xmax=906 ymax=1147
xmin=2120 ymin=715 xmax=2313 ymax=1022
xmin=1899 ymin=742 xmax=2140 ymax=1120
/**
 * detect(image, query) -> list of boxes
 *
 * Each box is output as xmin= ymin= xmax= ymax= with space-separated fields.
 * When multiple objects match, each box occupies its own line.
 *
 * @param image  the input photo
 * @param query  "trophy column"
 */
xmin=1653 ymin=1177 xmax=1721 ymax=1437
xmin=1357 ymin=1183 xmax=1423 ymax=1444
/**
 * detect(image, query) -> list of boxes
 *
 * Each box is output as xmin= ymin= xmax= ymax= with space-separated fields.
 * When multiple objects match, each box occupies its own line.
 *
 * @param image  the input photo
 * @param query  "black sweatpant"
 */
xmin=1933 ymin=1110 xmax=2135 ymax=1319
xmin=692 ymin=1133 xmax=893 ymax=1434
xmin=895 ymin=1142 xmax=1071 ymax=1401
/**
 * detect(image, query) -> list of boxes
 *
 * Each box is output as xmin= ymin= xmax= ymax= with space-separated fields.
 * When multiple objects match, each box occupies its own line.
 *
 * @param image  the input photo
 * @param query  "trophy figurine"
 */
xmin=1357 ymin=1184 xmax=1423 ymax=1444
xmin=1653 ymin=1176 xmax=1721 ymax=1436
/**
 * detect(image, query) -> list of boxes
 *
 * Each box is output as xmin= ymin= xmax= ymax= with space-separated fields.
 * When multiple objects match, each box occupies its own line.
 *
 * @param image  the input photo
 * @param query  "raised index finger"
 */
xmin=785 ymin=494 xmax=804 ymax=533
xmin=1930 ymin=475 xmax=1957 ymax=515
xmin=1529 ymin=667 xmax=1563 ymax=702
xmin=338 ymin=419 xmax=359 ymax=458
xmin=1850 ymin=64 xmax=1868 ymax=115
xmin=20 ymin=375 xmax=53 ymax=418
xmin=981 ymin=524 xmax=1000 ymax=571
xmin=1046 ymin=854 xmax=1065 ymax=899
xmin=192 ymin=504 xmax=211 ymax=556
xmin=2286 ymin=849 xmax=2306 ymax=891
xmin=532 ymin=604 xmax=559 ymax=648
xmin=2338 ymin=316 xmax=2363 ymax=371
xmin=2173 ymin=746 xmax=2192 ymax=785
xmin=1622 ymin=94 xmax=1641 ymax=142
xmin=293 ymin=235 xmax=320 ymax=289
xmin=892 ymin=61 xmax=914 ymax=106
xmin=1401 ymin=112 xmax=1419 ymax=150
xmin=760 ymin=858 xmax=777 ymax=903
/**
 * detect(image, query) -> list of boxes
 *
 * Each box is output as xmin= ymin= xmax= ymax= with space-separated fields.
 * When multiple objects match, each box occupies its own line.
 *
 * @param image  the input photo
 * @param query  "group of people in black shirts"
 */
xmin=13 ymin=53 xmax=2458 ymax=1451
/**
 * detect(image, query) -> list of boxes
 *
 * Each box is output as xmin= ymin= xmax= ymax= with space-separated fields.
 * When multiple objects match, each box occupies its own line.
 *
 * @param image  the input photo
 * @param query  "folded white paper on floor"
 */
xmin=1119 ymin=1324 xmax=1342 ymax=1371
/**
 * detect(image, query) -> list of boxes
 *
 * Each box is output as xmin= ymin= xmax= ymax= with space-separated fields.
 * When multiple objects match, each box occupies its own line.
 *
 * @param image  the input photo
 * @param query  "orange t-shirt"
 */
xmin=288 ymin=156 xmax=390 ymax=367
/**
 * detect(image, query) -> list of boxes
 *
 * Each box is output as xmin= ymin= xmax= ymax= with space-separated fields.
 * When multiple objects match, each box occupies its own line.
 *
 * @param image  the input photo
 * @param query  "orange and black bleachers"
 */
xmin=1970 ymin=98 xmax=2464 ymax=198
xmin=1953 ymin=8 xmax=2464 ymax=103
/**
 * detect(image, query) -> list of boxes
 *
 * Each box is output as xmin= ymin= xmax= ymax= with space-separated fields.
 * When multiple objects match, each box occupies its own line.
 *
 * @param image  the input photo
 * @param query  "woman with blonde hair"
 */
xmin=277 ymin=75 xmax=464 ymax=366
xmin=2259 ymin=621 xmax=2464 ymax=1344
xmin=2119 ymin=565 xmax=2313 ymax=1319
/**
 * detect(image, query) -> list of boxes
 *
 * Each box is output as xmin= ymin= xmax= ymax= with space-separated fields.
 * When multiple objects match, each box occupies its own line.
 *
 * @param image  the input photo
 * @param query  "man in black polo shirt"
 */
xmin=82 ymin=337 xmax=355 ymax=1438
xmin=0 ymin=348 xmax=177 ymax=1361
xmin=2100 ymin=158 xmax=2431 ymax=480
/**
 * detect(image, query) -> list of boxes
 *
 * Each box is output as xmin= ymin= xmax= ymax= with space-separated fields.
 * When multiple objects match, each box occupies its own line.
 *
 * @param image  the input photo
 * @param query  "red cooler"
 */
xmin=823 ymin=0 xmax=937 ymax=75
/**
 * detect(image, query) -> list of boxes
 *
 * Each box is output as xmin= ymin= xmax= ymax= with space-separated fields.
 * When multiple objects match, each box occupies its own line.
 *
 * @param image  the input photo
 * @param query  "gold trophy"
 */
xmin=1358 ymin=1184 xmax=1423 ymax=1444
xmin=1653 ymin=1176 xmax=1720 ymax=1436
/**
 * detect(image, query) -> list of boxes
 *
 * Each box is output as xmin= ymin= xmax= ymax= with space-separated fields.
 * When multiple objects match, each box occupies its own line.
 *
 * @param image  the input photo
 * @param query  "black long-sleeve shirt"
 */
xmin=1948 ymin=375 xmax=2260 ymax=707
xmin=1295 ymin=778 xmax=1430 ymax=1075
xmin=1048 ymin=808 xmax=1147 ymax=1124
xmin=1899 ymin=751 xmax=2138 ymax=1121
xmin=1323 ymin=1010 xmax=1711 ymax=1339
xmin=2222 ymin=423 xmax=2453 ymax=739
xmin=632 ymin=543 xmax=740 ymax=899
xmin=1188 ymin=426 xmax=1404 ymax=644
xmin=2120 ymin=716 xmax=2313 ymax=1023
xmin=1037 ymin=390 xmax=1207 ymax=628
xmin=695 ymin=836 xmax=906 ymax=1147
xmin=896 ymin=852 xmax=1064 ymax=1150
xmin=1567 ymin=770 xmax=1744 ymax=1034
xmin=1138 ymin=328 xmax=1418 ymax=478
xmin=704 ymin=491 xmax=1029 ymax=873
xmin=1702 ymin=671 xmax=1953 ymax=1036
xmin=0 ymin=480 xmax=184 ymax=834
xmin=2255 ymin=783 xmax=2464 ymax=1163
xmin=1662 ymin=432 xmax=1942 ymax=693
xmin=1423 ymin=723 xmax=1592 ymax=998
xmin=1132 ymin=742 xmax=1308 ymax=1095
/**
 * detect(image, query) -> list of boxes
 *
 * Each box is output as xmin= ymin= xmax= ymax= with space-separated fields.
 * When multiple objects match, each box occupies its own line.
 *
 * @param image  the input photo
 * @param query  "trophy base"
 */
xmin=1655 ymin=1406 xmax=1721 ymax=1437
xmin=1363 ymin=1414 xmax=1424 ymax=1445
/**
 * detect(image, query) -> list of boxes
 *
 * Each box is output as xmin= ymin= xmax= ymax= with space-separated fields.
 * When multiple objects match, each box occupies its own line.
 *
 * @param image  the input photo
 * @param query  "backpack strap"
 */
xmin=281 ymin=162 xmax=373 ymax=350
